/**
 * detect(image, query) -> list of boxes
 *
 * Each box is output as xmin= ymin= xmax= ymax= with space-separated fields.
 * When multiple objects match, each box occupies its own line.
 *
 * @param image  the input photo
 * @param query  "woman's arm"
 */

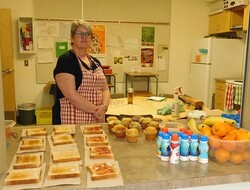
xmin=55 ymin=73 xmax=97 ymax=113
xmin=94 ymin=77 xmax=110 ymax=121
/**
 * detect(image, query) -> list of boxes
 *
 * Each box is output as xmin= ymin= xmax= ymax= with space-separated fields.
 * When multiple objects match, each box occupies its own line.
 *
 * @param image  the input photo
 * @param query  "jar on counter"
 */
xmin=128 ymin=88 xmax=134 ymax=104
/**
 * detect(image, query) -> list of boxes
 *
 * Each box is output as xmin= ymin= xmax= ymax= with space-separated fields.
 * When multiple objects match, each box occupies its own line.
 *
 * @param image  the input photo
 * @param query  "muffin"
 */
xmin=113 ymin=125 xmax=127 ymax=138
xmin=106 ymin=116 xmax=119 ymax=123
xmin=132 ymin=115 xmax=143 ymax=122
xmin=141 ymin=117 xmax=152 ymax=130
xmin=121 ymin=117 xmax=132 ymax=128
xmin=129 ymin=121 xmax=141 ymax=132
xmin=112 ymin=124 xmax=127 ymax=138
xmin=108 ymin=119 xmax=122 ymax=132
xmin=152 ymin=117 xmax=163 ymax=123
xmin=148 ymin=121 xmax=160 ymax=132
xmin=144 ymin=126 xmax=157 ymax=141
xmin=126 ymin=128 xmax=139 ymax=143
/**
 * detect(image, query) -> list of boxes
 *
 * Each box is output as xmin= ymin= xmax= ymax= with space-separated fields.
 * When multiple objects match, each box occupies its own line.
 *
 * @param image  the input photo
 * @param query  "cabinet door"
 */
xmin=0 ymin=9 xmax=16 ymax=120
xmin=209 ymin=13 xmax=219 ymax=34
xmin=209 ymin=11 xmax=232 ymax=35
xmin=243 ymin=5 xmax=249 ymax=31
xmin=214 ymin=89 xmax=225 ymax=111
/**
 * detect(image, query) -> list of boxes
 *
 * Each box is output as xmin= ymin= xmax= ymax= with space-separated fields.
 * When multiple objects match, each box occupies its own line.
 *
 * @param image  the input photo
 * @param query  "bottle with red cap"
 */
xmin=169 ymin=134 xmax=180 ymax=164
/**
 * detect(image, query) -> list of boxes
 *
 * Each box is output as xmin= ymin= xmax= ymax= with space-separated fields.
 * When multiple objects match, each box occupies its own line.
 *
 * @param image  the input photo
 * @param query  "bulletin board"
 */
xmin=33 ymin=0 xmax=171 ymax=83
xmin=34 ymin=20 xmax=170 ymax=84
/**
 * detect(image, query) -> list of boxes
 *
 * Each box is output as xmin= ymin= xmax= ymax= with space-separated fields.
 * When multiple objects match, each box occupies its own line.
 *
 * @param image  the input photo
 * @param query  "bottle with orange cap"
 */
xmin=169 ymin=133 xmax=180 ymax=164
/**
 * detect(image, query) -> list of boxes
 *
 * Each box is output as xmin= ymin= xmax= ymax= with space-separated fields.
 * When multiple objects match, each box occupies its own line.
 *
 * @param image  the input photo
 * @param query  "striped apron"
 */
xmin=60 ymin=56 xmax=106 ymax=124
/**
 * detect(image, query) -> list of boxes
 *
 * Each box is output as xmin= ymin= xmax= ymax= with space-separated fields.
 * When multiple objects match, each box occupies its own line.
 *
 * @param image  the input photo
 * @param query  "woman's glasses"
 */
xmin=74 ymin=31 xmax=92 ymax=38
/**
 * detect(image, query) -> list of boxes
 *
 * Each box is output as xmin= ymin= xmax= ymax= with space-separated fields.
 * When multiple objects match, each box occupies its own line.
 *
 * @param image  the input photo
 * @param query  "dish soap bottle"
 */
xmin=172 ymin=86 xmax=182 ymax=118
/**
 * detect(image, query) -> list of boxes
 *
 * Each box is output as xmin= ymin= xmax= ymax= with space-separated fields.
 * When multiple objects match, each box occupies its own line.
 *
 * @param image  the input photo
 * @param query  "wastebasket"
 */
xmin=18 ymin=103 xmax=36 ymax=125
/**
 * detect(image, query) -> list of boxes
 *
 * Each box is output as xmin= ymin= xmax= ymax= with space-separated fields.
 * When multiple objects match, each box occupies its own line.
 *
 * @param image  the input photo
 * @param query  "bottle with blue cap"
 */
xmin=189 ymin=134 xmax=199 ymax=161
xmin=198 ymin=136 xmax=209 ymax=164
xmin=180 ymin=134 xmax=190 ymax=161
xmin=157 ymin=131 xmax=164 ymax=158
xmin=161 ymin=133 xmax=170 ymax=161
xmin=168 ymin=131 xmax=174 ymax=137
xmin=177 ymin=131 xmax=183 ymax=144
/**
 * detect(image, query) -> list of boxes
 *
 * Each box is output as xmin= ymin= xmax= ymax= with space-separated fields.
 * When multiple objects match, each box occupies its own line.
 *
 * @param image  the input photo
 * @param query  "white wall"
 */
xmin=1 ymin=0 xmax=209 ymax=109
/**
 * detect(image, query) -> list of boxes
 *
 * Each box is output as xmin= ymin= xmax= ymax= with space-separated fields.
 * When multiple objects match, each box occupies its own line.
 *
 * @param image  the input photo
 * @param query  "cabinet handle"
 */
xmin=2 ymin=68 xmax=15 ymax=73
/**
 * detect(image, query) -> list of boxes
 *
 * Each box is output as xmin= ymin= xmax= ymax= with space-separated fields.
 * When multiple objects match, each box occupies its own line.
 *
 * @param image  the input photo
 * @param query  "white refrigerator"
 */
xmin=188 ymin=37 xmax=245 ymax=109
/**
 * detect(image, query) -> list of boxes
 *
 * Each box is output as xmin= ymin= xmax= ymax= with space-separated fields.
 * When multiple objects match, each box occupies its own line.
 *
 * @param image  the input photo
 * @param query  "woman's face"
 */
xmin=71 ymin=26 xmax=92 ymax=50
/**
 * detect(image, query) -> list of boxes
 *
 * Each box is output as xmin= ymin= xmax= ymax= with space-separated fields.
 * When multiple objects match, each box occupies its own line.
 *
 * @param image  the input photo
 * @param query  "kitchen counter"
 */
xmin=1 ymin=124 xmax=250 ymax=189
xmin=215 ymin=78 xmax=243 ymax=83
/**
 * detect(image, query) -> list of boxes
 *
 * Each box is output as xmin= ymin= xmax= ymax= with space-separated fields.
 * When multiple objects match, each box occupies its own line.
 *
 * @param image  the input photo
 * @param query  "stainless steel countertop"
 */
xmin=1 ymin=123 xmax=250 ymax=189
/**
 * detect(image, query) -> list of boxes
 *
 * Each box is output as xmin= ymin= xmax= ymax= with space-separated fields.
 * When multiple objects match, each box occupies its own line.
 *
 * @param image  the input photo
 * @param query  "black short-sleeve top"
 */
xmin=53 ymin=50 xmax=102 ymax=100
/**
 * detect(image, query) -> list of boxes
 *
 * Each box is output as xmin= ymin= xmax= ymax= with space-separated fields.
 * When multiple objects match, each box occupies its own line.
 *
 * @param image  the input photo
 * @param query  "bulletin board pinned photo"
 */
xmin=56 ymin=42 xmax=68 ymax=58
xmin=88 ymin=24 xmax=106 ymax=56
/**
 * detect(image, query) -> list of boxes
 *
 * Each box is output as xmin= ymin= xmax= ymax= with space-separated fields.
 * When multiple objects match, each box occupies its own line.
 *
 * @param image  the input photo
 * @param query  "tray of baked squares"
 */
xmin=86 ymin=160 xmax=123 ymax=188
xmin=81 ymin=125 xmax=124 ymax=188
xmin=51 ymin=125 xmax=76 ymax=135
xmin=43 ymin=161 xmax=81 ymax=188
xmin=47 ymin=133 xmax=77 ymax=150
xmin=80 ymin=124 xmax=104 ymax=135
xmin=44 ymin=145 xmax=82 ymax=187
xmin=42 ymin=124 xmax=82 ymax=188
xmin=16 ymin=137 xmax=46 ymax=154
xmin=21 ymin=127 xmax=48 ymax=138
xmin=3 ymin=151 xmax=46 ymax=190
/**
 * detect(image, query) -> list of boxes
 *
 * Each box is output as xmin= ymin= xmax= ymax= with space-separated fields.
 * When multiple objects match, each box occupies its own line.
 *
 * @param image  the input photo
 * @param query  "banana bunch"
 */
xmin=203 ymin=117 xmax=236 ymax=127
xmin=187 ymin=118 xmax=200 ymax=134
xmin=197 ymin=123 xmax=210 ymax=131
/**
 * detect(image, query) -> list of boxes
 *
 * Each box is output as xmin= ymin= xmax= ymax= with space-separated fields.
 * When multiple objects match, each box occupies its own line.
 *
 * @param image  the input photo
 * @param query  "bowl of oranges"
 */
xmin=188 ymin=117 xmax=250 ymax=165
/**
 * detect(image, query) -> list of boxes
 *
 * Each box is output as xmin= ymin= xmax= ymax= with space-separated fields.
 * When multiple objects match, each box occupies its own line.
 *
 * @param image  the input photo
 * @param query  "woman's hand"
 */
xmin=94 ymin=104 xmax=108 ymax=122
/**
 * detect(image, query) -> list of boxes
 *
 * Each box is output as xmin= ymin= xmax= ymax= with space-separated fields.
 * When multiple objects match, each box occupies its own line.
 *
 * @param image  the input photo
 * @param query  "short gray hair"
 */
xmin=70 ymin=20 xmax=92 ymax=37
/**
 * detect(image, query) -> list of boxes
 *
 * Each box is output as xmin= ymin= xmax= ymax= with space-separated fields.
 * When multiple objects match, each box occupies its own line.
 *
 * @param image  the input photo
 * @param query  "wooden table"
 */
xmin=106 ymin=97 xmax=224 ymax=121
xmin=124 ymin=72 xmax=159 ymax=97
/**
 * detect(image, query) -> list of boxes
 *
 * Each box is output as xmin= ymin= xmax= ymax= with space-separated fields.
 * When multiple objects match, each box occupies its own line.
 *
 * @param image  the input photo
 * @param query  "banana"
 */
xmin=203 ymin=117 xmax=236 ymax=127
xmin=197 ymin=123 xmax=210 ymax=131
xmin=187 ymin=118 xmax=200 ymax=134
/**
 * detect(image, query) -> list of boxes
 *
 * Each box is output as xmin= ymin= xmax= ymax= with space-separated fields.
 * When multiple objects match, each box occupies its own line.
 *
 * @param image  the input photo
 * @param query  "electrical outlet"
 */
xmin=24 ymin=60 xmax=29 ymax=66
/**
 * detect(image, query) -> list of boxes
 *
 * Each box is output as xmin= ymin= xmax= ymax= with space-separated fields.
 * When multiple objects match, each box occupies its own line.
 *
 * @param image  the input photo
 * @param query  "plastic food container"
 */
xmin=188 ymin=121 xmax=250 ymax=165
xmin=207 ymin=136 xmax=250 ymax=165
xmin=159 ymin=121 xmax=186 ymax=132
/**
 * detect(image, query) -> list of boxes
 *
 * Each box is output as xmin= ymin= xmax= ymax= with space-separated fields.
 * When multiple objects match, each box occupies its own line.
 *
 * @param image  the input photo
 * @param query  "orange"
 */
xmin=226 ymin=124 xmax=236 ymax=133
xmin=247 ymin=132 xmax=250 ymax=140
xmin=242 ymin=151 xmax=250 ymax=161
xmin=221 ymin=141 xmax=236 ymax=152
xmin=235 ymin=142 xmax=248 ymax=153
xmin=229 ymin=152 xmax=243 ymax=164
xmin=236 ymin=131 xmax=249 ymax=141
xmin=200 ymin=126 xmax=212 ymax=137
xmin=222 ymin=133 xmax=237 ymax=140
xmin=215 ymin=148 xmax=230 ymax=163
xmin=208 ymin=137 xmax=221 ymax=149
xmin=211 ymin=122 xmax=228 ymax=137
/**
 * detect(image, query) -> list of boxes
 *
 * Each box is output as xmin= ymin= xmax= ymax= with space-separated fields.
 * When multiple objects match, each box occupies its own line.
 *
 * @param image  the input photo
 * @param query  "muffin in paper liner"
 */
xmin=144 ymin=127 xmax=157 ymax=141
xmin=126 ymin=128 xmax=139 ymax=143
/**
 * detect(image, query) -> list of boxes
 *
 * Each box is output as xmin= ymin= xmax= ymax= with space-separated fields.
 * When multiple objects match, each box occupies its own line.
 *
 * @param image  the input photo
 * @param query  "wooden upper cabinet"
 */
xmin=209 ymin=7 xmax=246 ymax=35
xmin=243 ymin=5 xmax=249 ymax=31
xmin=209 ymin=11 xmax=231 ymax=35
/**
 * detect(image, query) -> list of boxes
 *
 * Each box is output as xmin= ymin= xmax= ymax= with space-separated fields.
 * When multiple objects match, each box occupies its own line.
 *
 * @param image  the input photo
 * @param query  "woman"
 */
xmin=52 ymin=20 xmax=110 ymax=124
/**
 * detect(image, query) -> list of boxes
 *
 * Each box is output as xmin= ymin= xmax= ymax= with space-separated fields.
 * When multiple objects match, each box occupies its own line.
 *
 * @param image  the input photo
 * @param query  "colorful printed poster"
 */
xmin=141 ymin=27 xmax=155 ymax=46
xmin=141 ymin=48 xmax=154 ymax=67
xmin=88 ymin=24 xmax=106 ymax=55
